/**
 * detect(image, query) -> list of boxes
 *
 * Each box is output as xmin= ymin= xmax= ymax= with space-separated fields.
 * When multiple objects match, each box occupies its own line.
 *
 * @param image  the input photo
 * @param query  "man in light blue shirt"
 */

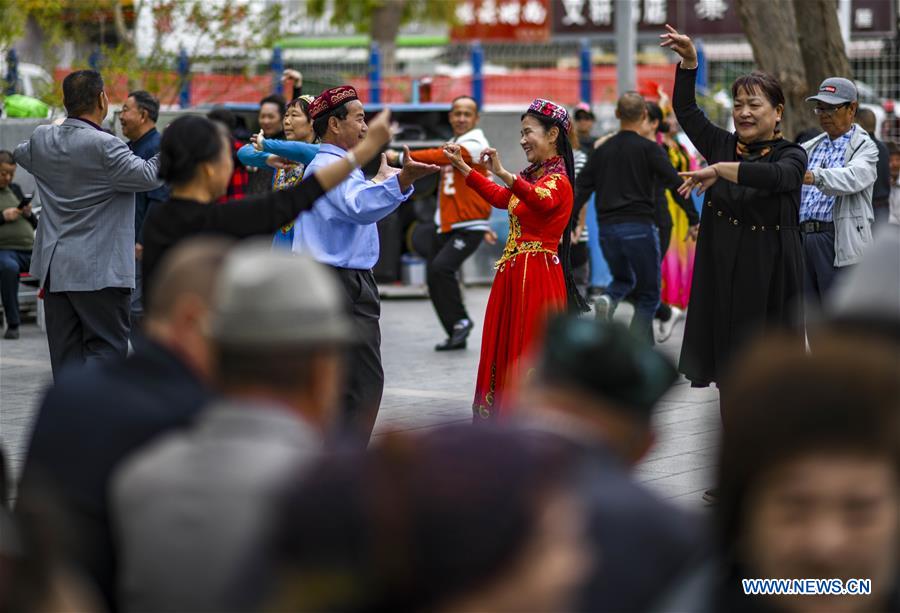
xmin=297 ymin=86 xmax=439 ymax=442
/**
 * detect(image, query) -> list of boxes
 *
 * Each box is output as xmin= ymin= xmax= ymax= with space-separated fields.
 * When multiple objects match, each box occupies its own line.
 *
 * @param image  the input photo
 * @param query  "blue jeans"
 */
xmin=598 ymin=222 xmax=660 ymax=344
xmin=0 ymin=249 xmax=32 ymax=327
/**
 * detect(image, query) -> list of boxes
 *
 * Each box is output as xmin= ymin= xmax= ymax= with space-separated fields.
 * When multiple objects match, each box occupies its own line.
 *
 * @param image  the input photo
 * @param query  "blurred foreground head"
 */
xmin=825 ymin=224 xmax=900 ymax=346
xmin=208 ymin=243 xmax=354 ymax=432
xmin=719 ymin=334 xmax=900 ymax=613
xmin=143 ymin=237 xmax=233 ymax=380
xmin=264 ymin=426 xmax=591 ymax=612
xmin=522 ymin=316 xmax=678 ymax=464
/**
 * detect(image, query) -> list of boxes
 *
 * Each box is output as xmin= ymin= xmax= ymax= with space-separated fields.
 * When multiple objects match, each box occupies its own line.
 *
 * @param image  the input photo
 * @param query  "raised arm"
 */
xmin=465 ymin=170 xmax=514 ymax=209
xmin=13 ymin=139 xmax=32 ymax=172
xmin=738 ymin=148 xmax=808 ymax=192
xmin=198 ymin=174 xmax=326 ymax=237
xmin=661 ymin=26 xmax=733 ymax=162
xmin=677 ymin=146 xmax=808 ymax=198
xmin=237 ymin=144 xmax=271 ymax=169
xmin=444 ymin=143 xmax=513 ymax=208
xmin=262 ymin=139 xmax=319 ymax=165
xmin=104 ymin=138 xmax=164 ymax=192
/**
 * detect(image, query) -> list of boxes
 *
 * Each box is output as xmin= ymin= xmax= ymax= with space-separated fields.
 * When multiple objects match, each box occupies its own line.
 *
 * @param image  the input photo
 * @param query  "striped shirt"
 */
xmin=572 ymin=148 xmax=590 ymax=243
xmin=801 ymin=128 xmax=853 ymax=222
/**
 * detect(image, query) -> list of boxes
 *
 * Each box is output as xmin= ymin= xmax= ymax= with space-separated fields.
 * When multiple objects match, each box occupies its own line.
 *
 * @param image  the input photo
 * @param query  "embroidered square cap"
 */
xmin=309 ymin=86 xmax=359 ymax=120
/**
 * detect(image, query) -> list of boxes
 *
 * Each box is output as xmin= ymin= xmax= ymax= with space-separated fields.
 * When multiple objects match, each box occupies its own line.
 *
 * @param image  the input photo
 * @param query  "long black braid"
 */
xmin=523 ymin=111 xmax=591 ymax=314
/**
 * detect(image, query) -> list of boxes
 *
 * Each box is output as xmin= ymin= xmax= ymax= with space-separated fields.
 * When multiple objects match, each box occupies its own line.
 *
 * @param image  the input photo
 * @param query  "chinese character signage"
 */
xmin=452 ymin=0 xmax=552 ymax=41
xmin=551 ymin=0 xmax=895 ymax=37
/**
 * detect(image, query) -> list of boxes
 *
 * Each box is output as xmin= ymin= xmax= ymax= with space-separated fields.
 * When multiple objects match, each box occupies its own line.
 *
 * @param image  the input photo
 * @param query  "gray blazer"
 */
xmin=14 ymin=118 xmax=163 ymax=291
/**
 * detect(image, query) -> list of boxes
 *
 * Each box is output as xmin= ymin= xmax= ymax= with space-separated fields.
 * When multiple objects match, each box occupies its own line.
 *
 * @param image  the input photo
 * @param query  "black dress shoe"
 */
xmin=4 ymin=326 xmax=20 ymax=340
xmin=435 ymin=319 xmax=473 ymax=351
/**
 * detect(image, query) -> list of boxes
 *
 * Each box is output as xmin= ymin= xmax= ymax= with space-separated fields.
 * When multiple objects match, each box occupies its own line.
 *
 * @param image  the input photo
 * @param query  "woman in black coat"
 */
xmin=660 ymin=28 xmax=807 ymax=409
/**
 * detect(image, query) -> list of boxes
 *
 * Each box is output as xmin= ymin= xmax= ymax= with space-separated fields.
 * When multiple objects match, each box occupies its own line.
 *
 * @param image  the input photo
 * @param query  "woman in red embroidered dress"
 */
xmin=444 ymin=98 xmax=588 ymax=421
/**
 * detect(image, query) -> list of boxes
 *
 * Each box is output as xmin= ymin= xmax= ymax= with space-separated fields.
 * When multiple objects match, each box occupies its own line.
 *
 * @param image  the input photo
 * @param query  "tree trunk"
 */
xmin=370 ymin=0 xmax=405 ymax=75
xmin=112 ymin=0 xmax=136 ymax=49
xmin=736 ymin=0 xmax=818 ymax=139
xmin=793 ymin=0 xmax=852 ymax=94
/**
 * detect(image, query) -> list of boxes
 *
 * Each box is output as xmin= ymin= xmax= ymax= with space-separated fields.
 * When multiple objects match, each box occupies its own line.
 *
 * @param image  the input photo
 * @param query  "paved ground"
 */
xmin=0 ymin=287 xmax=720 ymax=508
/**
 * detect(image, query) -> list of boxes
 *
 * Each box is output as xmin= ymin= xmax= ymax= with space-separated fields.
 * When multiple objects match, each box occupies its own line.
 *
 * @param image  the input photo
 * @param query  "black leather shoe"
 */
xmin=4 ymin=327 xmax=20 ymax=340
xmin=435 ymin=319 xmax=473 ymax=351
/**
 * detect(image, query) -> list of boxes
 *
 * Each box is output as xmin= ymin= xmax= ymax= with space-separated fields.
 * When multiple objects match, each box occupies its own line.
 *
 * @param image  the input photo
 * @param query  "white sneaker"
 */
xmin=594 ymin=294 xmax=614 ymax=322
xmin=657 ymin=306 xmax=685 ymax=342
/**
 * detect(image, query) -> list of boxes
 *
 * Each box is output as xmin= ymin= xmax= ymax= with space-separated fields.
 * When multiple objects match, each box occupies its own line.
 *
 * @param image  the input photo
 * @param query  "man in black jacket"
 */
xmin=17 ymin=238 xmax=229 ymax=611
xmin=574 ymin=93 xmax=690 ymax=344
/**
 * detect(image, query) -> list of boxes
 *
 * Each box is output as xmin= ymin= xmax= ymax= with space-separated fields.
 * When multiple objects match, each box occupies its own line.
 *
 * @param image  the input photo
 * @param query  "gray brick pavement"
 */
xmin=0 ymin=287 xmax=719 ymax=508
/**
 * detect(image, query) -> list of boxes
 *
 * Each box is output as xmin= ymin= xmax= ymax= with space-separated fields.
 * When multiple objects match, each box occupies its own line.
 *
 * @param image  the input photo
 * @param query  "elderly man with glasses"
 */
xmin=799 ymin=78 xmax=878 ymax=310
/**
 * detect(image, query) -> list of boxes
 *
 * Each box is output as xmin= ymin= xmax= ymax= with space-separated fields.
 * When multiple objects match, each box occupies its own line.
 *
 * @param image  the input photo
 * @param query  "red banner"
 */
xmin=451 ymin=0 xmax=552 ymax=42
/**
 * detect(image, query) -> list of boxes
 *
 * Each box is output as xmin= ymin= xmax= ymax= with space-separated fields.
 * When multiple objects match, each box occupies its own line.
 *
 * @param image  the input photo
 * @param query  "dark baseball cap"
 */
xmin=807 ymin=77 xmax=858 ymax=105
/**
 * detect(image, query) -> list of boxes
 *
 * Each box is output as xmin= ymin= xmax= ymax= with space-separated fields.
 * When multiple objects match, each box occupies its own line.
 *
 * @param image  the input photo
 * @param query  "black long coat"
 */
xmin=673 ymin=66 xmax=807 ymax=386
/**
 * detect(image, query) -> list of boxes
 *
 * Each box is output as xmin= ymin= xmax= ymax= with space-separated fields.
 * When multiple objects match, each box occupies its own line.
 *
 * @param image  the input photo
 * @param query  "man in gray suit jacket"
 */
xmin=14 ymin=70 xmax=162 ymax=377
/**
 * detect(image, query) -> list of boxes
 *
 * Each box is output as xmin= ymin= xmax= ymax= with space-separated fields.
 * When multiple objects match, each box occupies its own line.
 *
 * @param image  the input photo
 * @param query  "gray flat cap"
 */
xmin=806 ymin=77 xmax=857 ymax=105
xmin=209 ymin=242 xmax=355 ymax=347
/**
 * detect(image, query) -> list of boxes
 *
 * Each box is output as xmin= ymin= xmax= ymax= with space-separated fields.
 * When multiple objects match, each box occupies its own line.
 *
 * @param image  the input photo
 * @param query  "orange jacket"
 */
xmin=408 ymin=128 xmax=492 ymax=233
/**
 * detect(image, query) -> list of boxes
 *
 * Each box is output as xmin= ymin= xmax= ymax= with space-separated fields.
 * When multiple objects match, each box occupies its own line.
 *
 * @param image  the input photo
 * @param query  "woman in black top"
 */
xmin=141 ymin=110 xmax=394 ymax=304
xmin=660 ymin=27 xmax=807 ymax=399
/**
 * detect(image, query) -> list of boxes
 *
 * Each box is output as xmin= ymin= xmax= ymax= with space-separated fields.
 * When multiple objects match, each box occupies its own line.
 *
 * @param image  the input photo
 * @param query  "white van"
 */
xmin=0 ymin=57 xmax=52 ymax=99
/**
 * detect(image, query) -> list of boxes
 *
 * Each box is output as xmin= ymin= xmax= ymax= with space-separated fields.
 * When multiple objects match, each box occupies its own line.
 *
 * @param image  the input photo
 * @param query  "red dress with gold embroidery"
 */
xmin=465 ymin=160 xmax=573 ymax=420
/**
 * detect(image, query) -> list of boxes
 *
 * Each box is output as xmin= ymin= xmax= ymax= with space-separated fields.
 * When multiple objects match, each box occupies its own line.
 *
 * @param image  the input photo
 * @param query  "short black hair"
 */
xmin=888 ymin=141 xmax=900 ymax=156
xmin=63 ymin=70 xmax=104 ymax=117
xmin=312 ymin=104 xmax=351 ymax=139
xmin=731 ymin=71 xmax=785 ymax=109
xmin=159 ymin=115 xmax=227 ymax=186
xmin=259 ymin=94 xmax=286 ymax=118
xmin=451 ymin=95 xmax=480 ymax=112
xmin=573 ymin=109 xmax=595 ymax=121
xmin=207 ymin=107 xmax=237 ymax=132
xmin=128 ymin=90 xmax=160 ymax=123
xmin=645 ymin=102 xmax=669 ymax=133
xmin=0 ymin=150 xmax=14 ymax=165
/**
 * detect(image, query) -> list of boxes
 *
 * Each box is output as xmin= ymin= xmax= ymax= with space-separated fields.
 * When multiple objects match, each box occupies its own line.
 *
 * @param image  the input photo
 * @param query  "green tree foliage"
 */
xmin=3 ymin=0 xmax=282 ymax=105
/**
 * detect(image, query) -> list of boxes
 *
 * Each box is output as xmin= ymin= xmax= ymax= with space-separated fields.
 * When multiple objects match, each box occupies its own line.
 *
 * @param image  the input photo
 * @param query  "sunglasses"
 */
xmin=813 ymin=103 xmax=850 ymax=116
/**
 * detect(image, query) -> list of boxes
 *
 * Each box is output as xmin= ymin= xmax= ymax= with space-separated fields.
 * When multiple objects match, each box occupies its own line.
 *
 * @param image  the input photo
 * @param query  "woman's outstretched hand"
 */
xmin=252 ymin=130 xmax=266 ymax=152
xmin=660 ymin=24 xmax=698 ymax=69
xmin=678 ymin=164 xmax=719 ymax=197
xmin=480 ymin=148 xmax=516 ymax=186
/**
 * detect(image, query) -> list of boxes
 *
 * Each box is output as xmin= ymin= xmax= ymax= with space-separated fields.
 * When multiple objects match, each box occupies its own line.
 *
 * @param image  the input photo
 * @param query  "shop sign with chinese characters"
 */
xmin=452 ymin=0 xmax=553 ymax=41
xmin=550 ymin=0 xmax=894 ymax=37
